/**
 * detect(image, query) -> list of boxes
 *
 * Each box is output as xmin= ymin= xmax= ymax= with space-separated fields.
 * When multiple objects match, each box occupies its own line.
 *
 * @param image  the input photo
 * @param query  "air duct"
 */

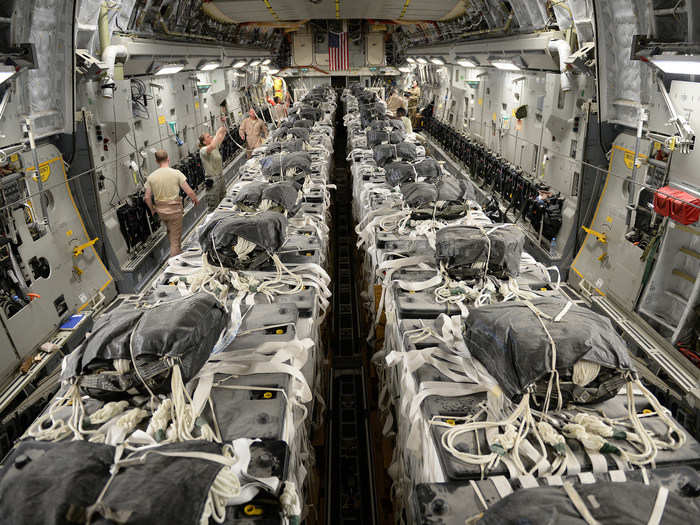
xmin=99 ymin=2 xmax=128 ymax=98
xmin=548 ymin=39 xmax=573 ymax=92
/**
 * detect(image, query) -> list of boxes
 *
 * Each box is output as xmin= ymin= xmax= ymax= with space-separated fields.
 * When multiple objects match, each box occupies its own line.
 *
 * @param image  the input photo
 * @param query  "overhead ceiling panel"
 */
xmin=207 ymin=0 xmax=462 ymax=22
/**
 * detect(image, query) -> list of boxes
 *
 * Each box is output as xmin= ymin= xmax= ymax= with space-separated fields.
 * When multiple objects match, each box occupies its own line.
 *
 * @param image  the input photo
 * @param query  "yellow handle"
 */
xmin=581 ymin=226 xmax=607 ymax=244
xmin=73 ymin=237 xmax=99 ymax=257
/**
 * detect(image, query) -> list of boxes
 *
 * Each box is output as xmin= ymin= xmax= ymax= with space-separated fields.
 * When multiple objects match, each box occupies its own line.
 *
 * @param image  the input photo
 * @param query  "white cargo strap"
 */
xmin=578 ymin=472 xmax=596 ymax=484
xmin=609 ymin=470 xmax=627 ymax=482
xmin=490 ymin=476 xmax=513 ymax=498
xmin=563 ymin=481 xmax=600 ymax=525
xmin=407 ymin=381 xmax=489 ymax=422
xmin=647 ymin=486 xmax=668 ymax=525
xmin=519 ymin=475 xmax=539 ymax=489
xmin=469 ymin=480 xmax=489 ymax=511
xmin=546 ymin=475 xmax=564 ymax=486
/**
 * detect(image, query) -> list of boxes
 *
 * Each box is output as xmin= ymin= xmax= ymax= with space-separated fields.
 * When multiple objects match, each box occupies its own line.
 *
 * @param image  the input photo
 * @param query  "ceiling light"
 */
xmin=232 ymin=59 xmax=248 ymax=68
xmin=416 ymin=57 xmax=428 ymax=65
xmin=249 ymin=59 xmax=262 ymax=67
xmin=262 ymin=58 xmax=272 ymax=66
xmin=649 ymin=54 xmax=700 ymax=75
xmin=153 ymin=63 xmax=185 ymax=75
xmin=406 ymin=57 xmax=416 ymax=64
xmin=490 ymin=57 xmax=521 ymax=71
xmin=198 ymin=61 xmax=221 ymax=71
xmin=0 ymin=65 xmax=17 ymax=85
xmin=457 ymin=58 xmax=478 ymax=68
xmin=266 ymin=68 xmax=280 ymax=75
xmin=430 ymin=57 xmax=445 ymax=65
xmin=398 ymin=66 xmax=412 ymax=73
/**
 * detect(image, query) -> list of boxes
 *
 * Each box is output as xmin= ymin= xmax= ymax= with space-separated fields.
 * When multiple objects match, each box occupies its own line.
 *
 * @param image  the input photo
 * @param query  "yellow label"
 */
xmin=477 ymin=98 xmax=482 ymax=106
xmin=492 ymin=112 xmax=497 ymax=121
xmin=623 ymin=152 xmax=635 ymax=169
xmin=195 ymin=102 xmax=200 ymax=109
xmin=606 ymin=216 xmax=613 ymax=223
xmin=654 ymin=141 xmax=662 ymax=150
xmin=66 ymin=230 xmax=73 ymax=237
xmin=263 ymin=392 xmax=273 ymax=399
xmin=39 ymin=164 xmax=51 ymax=182
xmin=275 ymin=329 xmax=284 ymax=335
xmin=446 ymin=419 xmax=456 ymax=426
xmin=9 ymin=154 xmax=18 ymax=162
xmin=158 ymin=115 xmax=166 ymax=125
xmin=512 ymin=109 xmax=516 ymax=118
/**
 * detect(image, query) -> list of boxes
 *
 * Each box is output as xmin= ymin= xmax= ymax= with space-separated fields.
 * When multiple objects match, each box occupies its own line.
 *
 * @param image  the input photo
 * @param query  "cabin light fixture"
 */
xmin=648 ymin=54 xmax=700 ymax=75
xmin=430 ymin=56 xmax=445 ymax=65
xmin=416 ymin=57 xmax=428 ymax=65
xmin=456 ymin=57 xmax=478 ymax=68
xmin=249 ymin=59 xmax=262 ymax=67
xmin=198 ymin=60 xmax=221 ymax=71
xmin=398 ymin=66 xmax=412 ymax=73
xmin=232 ymin=59 xmax=248 ymax=68
xmin=152 ymin=62 xmax=186 ymax=76
xmin=266 ymin=68 xmax=280 ymax=75
xmin=489 ymin=56 xmax=526 ymax=71
xmin=406 ymin=57 xmax=416 ymax=64
xmin=261 ymin=58 xmax=272 ymax=66
xmin=0 ymin=65 xmax=17 ymax=85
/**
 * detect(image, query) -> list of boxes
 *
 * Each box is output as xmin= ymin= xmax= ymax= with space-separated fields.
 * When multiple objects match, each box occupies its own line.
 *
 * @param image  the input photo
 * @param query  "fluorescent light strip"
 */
xmin=0 ymin=67 xmax=16 ymax=85
xmin=199 ymin=61 xmax=221 ymax=71
xmin=457 ymin=59 xmax=477 ymax=68
xmin=232 ymin=60 xmax=248 ymax=68
xmin=249 ymin=59 xmax=262 ymax=67
xmin=406 ymin=57 xmax=416 ymax=64
xmin=416 ymin=57 xmax=428 ymax=65
xmin=155 ymin=64 xmax=185 ymax=75
xmin=491 ymin=60 xmax=521 ymax=71
xmin=649 ymin=55 xmax=700 ymax=75
xmin=430 ymin=57 xmax=445 ymax=65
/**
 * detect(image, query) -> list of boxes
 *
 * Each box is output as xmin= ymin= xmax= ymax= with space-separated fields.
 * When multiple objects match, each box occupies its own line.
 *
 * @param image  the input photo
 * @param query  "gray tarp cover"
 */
xmin=261 ymin=152 xmax=312 ymax=179
xmin=385 ymin=159 xmax=442 ymax=186
xmin=366 ymin=129 xmax=405 ymax=147
xmin=199 ymin=211 xmax=288 ymax=257
xmin=62 ymin=293 xmax=227 ymax=395
xmin=234 ymin=182 xmax=267 ymax=207
xmin=373 ymin=142 xmax=418 ymax=167
xmin=435 ymin=224 xmax=524 ymax=279
xmin=0 ymin=439 xmax=226 ymax=525
xmin=261 ymin=182 xmax=301 ymax=214
xmin=479 ymin=481 xmax=698 ymax=525
xmin=465 ymin=297 xmax=633 ymax=400
xmin=400 ymin=177 xmax=469 ymax=208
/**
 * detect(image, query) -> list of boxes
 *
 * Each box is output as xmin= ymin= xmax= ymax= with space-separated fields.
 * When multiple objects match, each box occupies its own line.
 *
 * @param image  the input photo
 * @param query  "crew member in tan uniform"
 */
xmin=144 ymin=150 xmax=199 ymax=257
xmin=408 ymin=81 xmax=421 ymax=126
xmin=239 ymin=108 xmax=268 ymax=158
xmin=386 ymin=89 xmax=407 ymax=116
xmin=199 ymin=125 xmax=227 ymax=211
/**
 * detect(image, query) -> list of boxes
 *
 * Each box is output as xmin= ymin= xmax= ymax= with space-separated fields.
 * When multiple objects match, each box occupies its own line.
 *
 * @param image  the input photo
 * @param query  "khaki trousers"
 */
xmin=155 ymin=201 xmax=183 ymax=257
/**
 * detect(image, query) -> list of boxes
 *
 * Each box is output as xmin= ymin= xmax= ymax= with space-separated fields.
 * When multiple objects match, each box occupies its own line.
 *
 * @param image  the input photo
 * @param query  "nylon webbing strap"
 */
xmin=563 ymin=482 xmax=600 ymax=525
xmin=647 ymin=486 xmax=668 ymax=525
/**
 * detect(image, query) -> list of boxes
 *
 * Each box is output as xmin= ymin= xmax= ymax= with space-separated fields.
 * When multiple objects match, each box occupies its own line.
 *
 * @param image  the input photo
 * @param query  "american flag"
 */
xmin=328 ymin=31 xmax=349 ymax=71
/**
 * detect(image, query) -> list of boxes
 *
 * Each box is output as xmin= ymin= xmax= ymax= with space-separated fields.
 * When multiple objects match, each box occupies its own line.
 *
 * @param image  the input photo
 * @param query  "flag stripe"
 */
xmin=329 ymin=31 xmax=349 ymax=71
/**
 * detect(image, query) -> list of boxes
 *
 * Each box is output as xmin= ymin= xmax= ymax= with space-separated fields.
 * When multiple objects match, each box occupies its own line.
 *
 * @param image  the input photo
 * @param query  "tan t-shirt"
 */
xmin=200 ymin=145 xmax=223 ymax=178
xmin=145 ymin=167 xmax=186 ymax=203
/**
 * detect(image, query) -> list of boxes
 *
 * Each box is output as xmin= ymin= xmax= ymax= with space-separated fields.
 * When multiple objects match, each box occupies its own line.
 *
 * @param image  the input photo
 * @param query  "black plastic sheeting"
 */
xmin=261 ymin=182 xmax=302 ymax=215
xmin=465 ymin=297 xmax=633 ymax=402
xmin=400 ymin=176 xmax=469 ymax=208
xmin=366 ymin=129 xmax=405 ymax=147
xmin=261 ymin=151 xmax=312 ymax=181
xmin=234 ymin=182 xmax=267 ymax=208
xmin=63 ymin=293 xmax=227 ymax=398
xmin=385 ymin=159 xmax=442 ymax=186
xmin=373 ymin=142 xmax=418 ymax=167
xmin=478 ymin=481 xmax=698 ymax=524
xmin=199 ymin=211 xmax=288 ymax=268
xmin=0 ymin=439 xmax=227 ymax=525
xmin=436 ymin=224 xmax=524 ymax=279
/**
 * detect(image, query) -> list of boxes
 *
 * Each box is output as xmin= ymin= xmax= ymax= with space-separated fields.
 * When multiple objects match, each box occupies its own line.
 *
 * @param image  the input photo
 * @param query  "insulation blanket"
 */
xmin=435 ymin=224 xmax=524 ymax=279
xmin=464 ymin=297 xmax=633 ymax=401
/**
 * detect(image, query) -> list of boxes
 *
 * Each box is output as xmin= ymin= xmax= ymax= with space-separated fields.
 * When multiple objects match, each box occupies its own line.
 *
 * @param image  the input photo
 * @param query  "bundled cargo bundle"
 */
xmin=373 ymin=142 xmax=418 ymax=167
xmin=385 ymin=158 xmax=442 ymax=186
xmin=436 ymin=224 xmax=524 ymax=279
xmin=199 ymin=211 xmax=288 ymax=269
xmin=401 ymin=176 xmax=471 ymax=220
xmin=366 ymin=129 xmax=405 ymax=147
xmin=261 ymin=151 xmax=313 ymax=182
xmin=62 ymin=292 xmax=227 ymax=399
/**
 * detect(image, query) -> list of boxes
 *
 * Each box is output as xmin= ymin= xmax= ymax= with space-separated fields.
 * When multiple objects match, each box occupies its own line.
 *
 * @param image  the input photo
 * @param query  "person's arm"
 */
xmin=239 ymin=119 xmax=247 ymax=140
xmin=144 ymin=185 xmax=155 ymax=215
xmin=205 ymin=126 xmax=227 ymax=153
xmin=180 ymin=180 xmax=200 ymax=206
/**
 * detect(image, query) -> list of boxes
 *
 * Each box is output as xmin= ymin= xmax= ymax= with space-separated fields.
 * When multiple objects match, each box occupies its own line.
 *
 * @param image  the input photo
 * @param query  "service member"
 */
xmin=144 ymin=150 xmax=199 ymax=257
xmin=239 ymin=108 xmax=268 ymax=158
xmin=199 ymin=125 xmax=227 ymax=212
